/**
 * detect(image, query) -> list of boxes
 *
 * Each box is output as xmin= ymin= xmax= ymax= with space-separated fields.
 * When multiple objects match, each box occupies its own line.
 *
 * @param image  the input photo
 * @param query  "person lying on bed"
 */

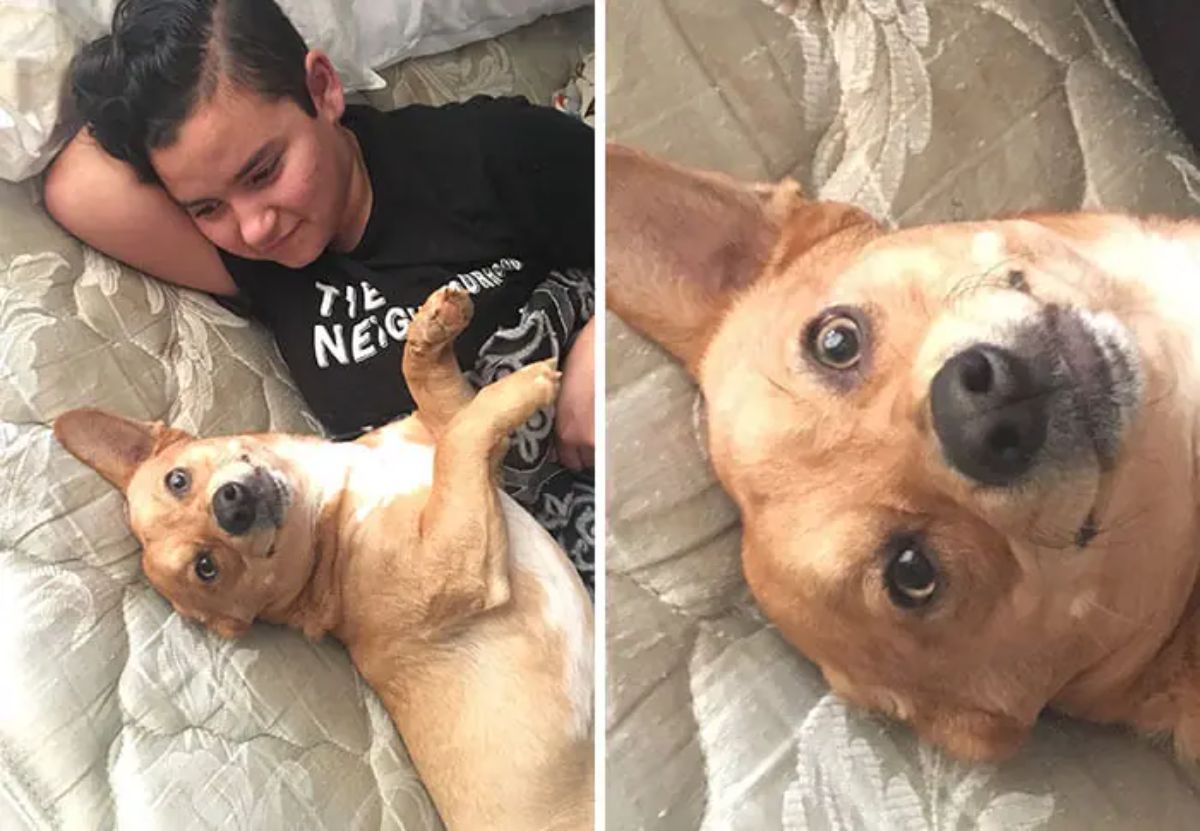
xmin=43 ymin=0 xmax=596 ymax=589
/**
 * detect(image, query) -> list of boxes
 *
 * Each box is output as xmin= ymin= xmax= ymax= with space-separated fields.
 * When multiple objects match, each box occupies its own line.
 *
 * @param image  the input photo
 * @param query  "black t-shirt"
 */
xmin=219 ymin=97 xmax=593 ymax=438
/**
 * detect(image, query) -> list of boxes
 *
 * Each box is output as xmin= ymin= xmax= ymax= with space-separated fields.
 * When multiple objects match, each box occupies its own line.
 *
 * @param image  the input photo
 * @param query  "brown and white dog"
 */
xmin=54 ymin=287 xmax=593 ymax=830
xmin=609 ymin=143 xmax=1200 ymax=762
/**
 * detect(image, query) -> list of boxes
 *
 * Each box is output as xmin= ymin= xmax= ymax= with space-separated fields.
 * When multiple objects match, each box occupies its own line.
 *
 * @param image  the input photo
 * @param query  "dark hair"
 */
xmin=70 ymin=0 xmax=316 ymax=182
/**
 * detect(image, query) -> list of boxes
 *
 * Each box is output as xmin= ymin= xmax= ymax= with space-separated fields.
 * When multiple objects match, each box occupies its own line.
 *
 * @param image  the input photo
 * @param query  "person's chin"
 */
xmin=260 ymin=226 xmax=324 ymax=269
xmin=271 ymin=247 xmax=320 ymax=269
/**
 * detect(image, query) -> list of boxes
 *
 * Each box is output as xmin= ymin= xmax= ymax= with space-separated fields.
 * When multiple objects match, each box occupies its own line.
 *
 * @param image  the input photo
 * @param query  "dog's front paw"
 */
xmin=515 ymin=358 xmax=563 ymax=411
xmin=474 ymin=358 xmax=562 ymax=431
xmin=409 ymin=286 xmax=474 ymax=352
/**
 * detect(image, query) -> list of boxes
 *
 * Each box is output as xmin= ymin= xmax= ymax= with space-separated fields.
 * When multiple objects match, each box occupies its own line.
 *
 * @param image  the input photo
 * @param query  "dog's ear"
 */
xmin=606 ymin=143 xmax=880 ymax=375
xmin=53 ymin=408 xmax=192 ymax=491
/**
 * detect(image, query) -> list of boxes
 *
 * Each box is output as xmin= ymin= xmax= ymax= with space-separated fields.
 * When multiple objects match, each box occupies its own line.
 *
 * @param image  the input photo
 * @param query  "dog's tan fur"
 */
xmin=609 ymin=143 xmax=1200 ymax=761
xmin=54 ymin=287 xmax=593 ymax=830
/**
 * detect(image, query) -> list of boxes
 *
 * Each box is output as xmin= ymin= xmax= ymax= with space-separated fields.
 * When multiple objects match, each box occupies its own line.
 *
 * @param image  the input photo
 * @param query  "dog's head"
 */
xmin=54 ymin=410 xmax=330 ymax=638
xmin=609 ymin=145 xmax=1200 ymax=759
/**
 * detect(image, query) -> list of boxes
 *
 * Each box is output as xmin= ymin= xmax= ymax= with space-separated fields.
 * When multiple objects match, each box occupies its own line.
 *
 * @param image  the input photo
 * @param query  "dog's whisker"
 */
xmin=1076 ymin=595 xmax=1151 ymax=632
xmin=1089 ymin=502 xmax=1158 ymax=548
xmin=760 ymin=371 xmax=794 ymax=399
xmin=941 ymin=257 xmax=1028 ymax=308
xmin=1019 ymin=510 xmax=1077 ymax=551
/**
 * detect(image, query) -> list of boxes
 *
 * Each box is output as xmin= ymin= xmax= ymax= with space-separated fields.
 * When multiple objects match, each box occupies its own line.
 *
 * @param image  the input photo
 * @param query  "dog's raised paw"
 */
xmin=409 ymin=286 xmax=474 ymax=351
xmin=522 ymin=358 xmax=563 ymax=410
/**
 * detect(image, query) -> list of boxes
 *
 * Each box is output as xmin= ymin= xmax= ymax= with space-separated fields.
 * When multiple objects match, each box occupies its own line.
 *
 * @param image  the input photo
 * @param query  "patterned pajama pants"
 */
xmin=466 ymin=268 xmax=595 ymax=593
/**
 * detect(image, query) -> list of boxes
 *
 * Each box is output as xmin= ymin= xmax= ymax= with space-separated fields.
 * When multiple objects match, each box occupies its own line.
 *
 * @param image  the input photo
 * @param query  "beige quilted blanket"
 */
xmin=0 ymin=9 xmax=591 ymax=829
xmin=607 ymin=0 xmax=1200 ymax=828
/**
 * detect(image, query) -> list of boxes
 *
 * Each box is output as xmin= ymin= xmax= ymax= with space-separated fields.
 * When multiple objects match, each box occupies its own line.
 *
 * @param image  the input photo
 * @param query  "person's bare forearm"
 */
xmin=554 ymin=316 xmax=596 ymax=470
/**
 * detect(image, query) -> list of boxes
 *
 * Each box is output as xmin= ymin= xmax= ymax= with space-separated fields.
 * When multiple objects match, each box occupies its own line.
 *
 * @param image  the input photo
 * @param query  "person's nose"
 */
xmin=233 ymin=198 xmax=280 ymax=251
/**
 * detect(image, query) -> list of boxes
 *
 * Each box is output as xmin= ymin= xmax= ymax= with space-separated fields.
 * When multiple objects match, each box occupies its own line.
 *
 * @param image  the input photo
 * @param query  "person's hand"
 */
xmin=554 ymin=318 xmax=595 ymax=470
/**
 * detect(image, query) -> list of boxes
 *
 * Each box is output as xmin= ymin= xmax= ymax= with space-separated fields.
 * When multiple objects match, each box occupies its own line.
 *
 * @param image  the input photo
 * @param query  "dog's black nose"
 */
xmin=213 ymin=481 xmax=257 ymax=536
xmin=930 ymin=345 xmax=1049 ymax=486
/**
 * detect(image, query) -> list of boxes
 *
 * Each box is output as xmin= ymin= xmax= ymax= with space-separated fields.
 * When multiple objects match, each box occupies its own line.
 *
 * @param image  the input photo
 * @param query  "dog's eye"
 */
xmin=194 ymin=551 xmax=219 ymax=583
xmin=165 ymin=468 xmax=191 ymax=496
xmin=884 ymin=538 xmax=938 ymax=609
xmin=811 ymin=314 xmax=862 ymax=370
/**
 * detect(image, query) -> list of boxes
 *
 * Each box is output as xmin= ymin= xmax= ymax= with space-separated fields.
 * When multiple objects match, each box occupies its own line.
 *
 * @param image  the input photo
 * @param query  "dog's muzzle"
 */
xmin=929 ymin=305 xmax=1141 ymax=488
xmin=212 ymin=467 xmax=287 ymax=536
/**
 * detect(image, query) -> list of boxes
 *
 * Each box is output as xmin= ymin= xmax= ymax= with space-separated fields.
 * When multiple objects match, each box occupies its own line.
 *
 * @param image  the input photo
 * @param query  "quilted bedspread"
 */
xmin=0 ymin=10 xmax=591 ymax=829
xmin=607 ymin=1 xmax=1200 ymax=829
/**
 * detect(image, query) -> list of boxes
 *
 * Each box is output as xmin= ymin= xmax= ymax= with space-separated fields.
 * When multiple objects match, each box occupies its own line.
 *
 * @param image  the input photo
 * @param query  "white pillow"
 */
xmin=278 ymin=0 xmax=384 ymax=91
xmin=354 ymin=0 xmax=592 ymax=71
xmin=0 ymin=0 xmax=380 ymax=183
xmin=0 ymin=5 xmax=86 ymax=182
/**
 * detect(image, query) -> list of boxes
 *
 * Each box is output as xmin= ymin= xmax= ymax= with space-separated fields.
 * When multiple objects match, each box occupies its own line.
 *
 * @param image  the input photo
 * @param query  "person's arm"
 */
xmin=554 ymin=316 xmax=595 ymax=471
xmin=43 ymin=129 xmax=237 ymax=296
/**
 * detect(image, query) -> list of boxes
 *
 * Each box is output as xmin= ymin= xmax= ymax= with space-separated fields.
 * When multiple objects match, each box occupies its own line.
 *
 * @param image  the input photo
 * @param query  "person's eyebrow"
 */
xmin=177 ymin=140 xmax=280 ymax=211
xmin=232 ymin=141 xmax=279 ymax=183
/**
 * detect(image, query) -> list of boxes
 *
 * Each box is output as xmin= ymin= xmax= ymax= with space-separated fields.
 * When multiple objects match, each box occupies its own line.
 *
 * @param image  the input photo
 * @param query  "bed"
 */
xmin=606 ymin=1 xmax=1200 ymax=828
xmin=0 ymin=6 xmax=592 ymax=828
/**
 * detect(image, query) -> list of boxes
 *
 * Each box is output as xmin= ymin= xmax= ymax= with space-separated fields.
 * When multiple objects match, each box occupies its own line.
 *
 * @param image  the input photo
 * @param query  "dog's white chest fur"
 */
xmin=284 ymin=436 xmax=434 ymax=521
xmin=345 ymin=435 xmax=435 ymax=522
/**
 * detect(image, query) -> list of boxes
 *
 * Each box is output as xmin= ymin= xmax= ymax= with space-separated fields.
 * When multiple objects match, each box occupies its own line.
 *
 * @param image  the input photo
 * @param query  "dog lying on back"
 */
xmin=608 ymin=143 xmax=1200 ymax=762
xmin=55 ymin=287 xmax=594 ymax=830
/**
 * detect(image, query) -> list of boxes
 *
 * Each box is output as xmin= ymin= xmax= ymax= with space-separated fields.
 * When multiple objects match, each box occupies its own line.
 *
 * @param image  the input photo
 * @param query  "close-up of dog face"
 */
xmin=54 ymin=410 xmax=325 ymax=639
xmin=609 ymin=145 xmax=1200 ymax=761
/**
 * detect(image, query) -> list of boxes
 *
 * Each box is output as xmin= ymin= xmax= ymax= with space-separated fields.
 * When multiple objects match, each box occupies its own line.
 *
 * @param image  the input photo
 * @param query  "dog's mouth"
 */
xmin=255 ymin=466 xmax=290 ymax=529
xmin=1042 ymin=304 xmax=1141 ymax=470
xmin=1027 ymin=305 xmax=1142 ymax=549
xmin=930 ymin=302 xmax=1143 ymax=549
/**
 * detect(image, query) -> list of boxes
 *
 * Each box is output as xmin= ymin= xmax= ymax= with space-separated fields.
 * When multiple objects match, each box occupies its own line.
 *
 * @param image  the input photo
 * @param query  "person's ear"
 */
xmin=304 ymin=50 xmax=345 ymax=123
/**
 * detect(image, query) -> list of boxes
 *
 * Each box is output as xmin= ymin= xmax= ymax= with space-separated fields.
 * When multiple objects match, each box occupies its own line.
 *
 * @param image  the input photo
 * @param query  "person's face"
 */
xmin=150 ymin=51 xmax=353 ymax=268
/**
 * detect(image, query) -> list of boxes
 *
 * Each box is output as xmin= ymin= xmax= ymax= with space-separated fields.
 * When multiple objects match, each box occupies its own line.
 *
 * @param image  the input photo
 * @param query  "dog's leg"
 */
xmin=416 ymin=358 xmax=561 ymax=626
xmin=403 ymin=286 xmax=476 ymax=436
